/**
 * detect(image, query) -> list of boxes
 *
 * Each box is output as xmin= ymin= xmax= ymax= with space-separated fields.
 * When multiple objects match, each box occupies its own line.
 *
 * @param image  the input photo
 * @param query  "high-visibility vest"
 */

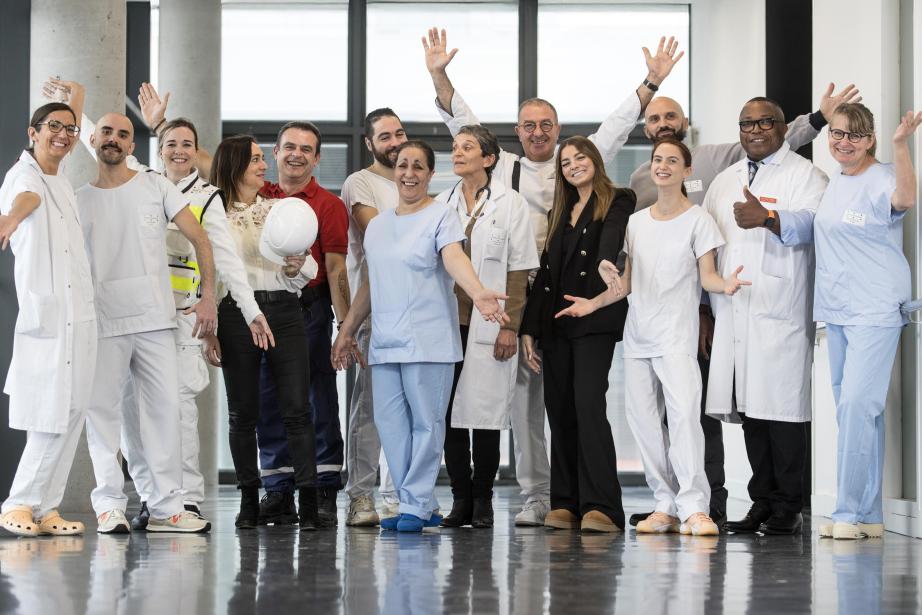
xmin=165 ymin=174 xmax=223 ymax=309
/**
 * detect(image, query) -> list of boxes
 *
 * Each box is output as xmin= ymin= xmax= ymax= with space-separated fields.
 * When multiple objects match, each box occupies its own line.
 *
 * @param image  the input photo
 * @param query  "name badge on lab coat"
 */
xmin=843 ymin=210 xmax=866 ymax=227
xmin=684 ymin=179 xmax=703 ymax=193
xmin=489 ymin=228 xmax=507 ymax=246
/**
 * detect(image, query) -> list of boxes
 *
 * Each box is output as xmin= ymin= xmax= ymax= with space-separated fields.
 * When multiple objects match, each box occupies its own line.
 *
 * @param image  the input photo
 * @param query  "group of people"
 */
xmin=1 ymin=29 xmax=920 ymax=541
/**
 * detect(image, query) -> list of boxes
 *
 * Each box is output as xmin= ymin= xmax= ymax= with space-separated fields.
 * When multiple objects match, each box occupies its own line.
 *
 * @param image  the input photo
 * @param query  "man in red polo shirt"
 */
xmin=256 ymin=121 xmax=350 ymax=527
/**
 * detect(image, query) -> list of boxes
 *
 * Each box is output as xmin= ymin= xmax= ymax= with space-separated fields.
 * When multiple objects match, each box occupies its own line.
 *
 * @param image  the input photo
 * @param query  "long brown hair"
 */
xmin=548 ymin=136 xmax=616 ymax=239
xmin=209 ymin=134 xmax=257 ymax=208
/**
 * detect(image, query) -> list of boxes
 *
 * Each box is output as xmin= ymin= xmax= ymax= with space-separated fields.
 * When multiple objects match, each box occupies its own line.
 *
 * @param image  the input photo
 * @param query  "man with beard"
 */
xmin=626 ymin=84 xmax=860 ymax=529
xmin=340 ymin=108 xmax=407 ymax=526
xmin=255 ymin=121 xmax=350 ymax=527
xmin=76 ymin=113 xmax=215 ymax=533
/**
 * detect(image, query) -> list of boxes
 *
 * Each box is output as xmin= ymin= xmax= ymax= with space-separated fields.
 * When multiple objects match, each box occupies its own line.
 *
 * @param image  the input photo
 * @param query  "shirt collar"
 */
xmin=176 ymin=170 xmax=200 ymax=193
xmin=746 ymin=140 xmax=791 ymax=167
xmin=261 ymin=176 xmax=317 ymax=200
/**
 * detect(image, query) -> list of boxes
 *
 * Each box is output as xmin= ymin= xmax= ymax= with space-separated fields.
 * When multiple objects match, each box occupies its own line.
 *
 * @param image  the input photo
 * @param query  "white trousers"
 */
xmin=121 ymin=313 xmax=209 ymax=505
xmin=624 ymin=355 xmax=710 ymax=521
xmin=344 ymin=318 xmax=397 ymax=503
xmin=85 ymin=329 xmax=184 ymax=518
xmin=2 ymin=320 xmax=96 ymax=518
xmin=509 ymin=353 xmax=551 ymax=503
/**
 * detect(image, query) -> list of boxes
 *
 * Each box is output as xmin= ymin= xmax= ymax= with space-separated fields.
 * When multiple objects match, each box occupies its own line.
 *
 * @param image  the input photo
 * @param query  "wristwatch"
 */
xmin=642 ymin=78 xmax=659 ymax=92
xmin=763 ymin=209 xmax=777 ymax=229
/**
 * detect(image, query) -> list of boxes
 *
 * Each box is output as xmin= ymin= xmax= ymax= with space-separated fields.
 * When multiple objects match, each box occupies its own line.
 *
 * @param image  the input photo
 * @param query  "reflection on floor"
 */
xmin=0 ymin=486 xmax=919 ymax=615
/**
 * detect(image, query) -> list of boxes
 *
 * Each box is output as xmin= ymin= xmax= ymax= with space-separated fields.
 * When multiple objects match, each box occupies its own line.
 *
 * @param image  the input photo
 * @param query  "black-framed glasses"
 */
xmin=828 ymin=128 xmax=871 ymax=143
xmin=34 ymin=119 xmax=80 ymax=137
xmin=519 ymin=120 xmax=556 ymax=134
xmin=738 ymin=118 xmax=778 ymax=133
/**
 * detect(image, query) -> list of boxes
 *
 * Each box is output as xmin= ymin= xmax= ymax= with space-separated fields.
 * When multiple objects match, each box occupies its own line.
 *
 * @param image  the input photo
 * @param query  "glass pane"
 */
xmin=538 ymin=3 xmax=690 ymax=123
xmin=366 ymin=2 xmax=519 ymax=122
xmin=222 ymin=5 xmax=348 ymax=121
xmin=257 ymin=142 xmax=349 ymax=194
xmin=603 ymin=143 xmax=653 ymax=187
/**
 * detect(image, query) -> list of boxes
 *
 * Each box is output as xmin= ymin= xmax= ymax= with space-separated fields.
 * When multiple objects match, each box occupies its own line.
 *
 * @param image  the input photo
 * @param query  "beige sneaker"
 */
xmin=580 ymin=510 xmax=622 ymax=533
xmin=636 ymin=512 xmax=680 ymax=534
xmin=680 ymin=512 xmax=719 ymax=536
xmin=831 ymin=522 xmax=884 ymax=540
xmin=544 ymin=508 xmax=579 ymax=530
xmin=346 ymin=495 xmax=380 ymax=527
xmin=818 ymin=522 xmax=834 ymax=538
xmin=96 ymin=510 xmax=130 ymax=534
xmin=147 ymin=510 xmax=211 ymax=533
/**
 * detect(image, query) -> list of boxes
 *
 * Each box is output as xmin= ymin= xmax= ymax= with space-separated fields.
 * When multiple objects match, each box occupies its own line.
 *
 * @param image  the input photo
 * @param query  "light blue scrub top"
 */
xmin=364 ymin=199 xmax=466 ymax=365
xmin=814 ymin=163 xmax=910 ymax=327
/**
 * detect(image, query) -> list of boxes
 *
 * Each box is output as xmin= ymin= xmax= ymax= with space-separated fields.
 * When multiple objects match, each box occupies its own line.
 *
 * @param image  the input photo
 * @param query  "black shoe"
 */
xmin=131 ymin=502 xmax=150 ymax=531
xmin=629 ymin=511 xmax=652 ymax=527
xmin=471 ymin=498 xmax=494 ymax=529
xmin=440 ymin=498 xmax=473 ymax=527
xmin=258 ymin=491 xmax=299 ymax=525
xmin=725 ymin=503 xmax=772 ymax=534
xmin=299 ymin=488 xmax=319 ymax=532
xmin=317 ymin=487 xmax=338 ymax=528
xmin=236 ymin=488 xmax=260 ymax=529
xmin=759 ymin=511 xmax=803 ymax=535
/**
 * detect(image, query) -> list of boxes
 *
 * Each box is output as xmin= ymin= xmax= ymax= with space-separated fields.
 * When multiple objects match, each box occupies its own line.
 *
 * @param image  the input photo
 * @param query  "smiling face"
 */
xmin=394 ymin=146 xmax=434 ymax=204
xmin=91 ymin=113 xmax=136 ymax=166
xmin=643 ymin=97 xmax=688 ymax=142
xmin=738 ymin=100 xmax=787 ymax=162
xmin=366 ymin=115 xmax=407 ymax=169
xmin=28 ymin=109 xmax=78 ymax=161
xmin=451 ymin=133 xmax=494 ymax=179
xmin=558 ymin=144 xmax=595 ymax=190
xmin=650 ymin=141 xmax=691 ymax=189
xmin=274 ymin=128 xmax=320 ymax=185
xmin=240 ymin=142 xmax=268 ymax=194
xmin=160 ymin=126 xmax=197 ymax=179
xmin=515 ymin=102 xmax=560 ymax=163
xmin=828 ymin=113 xmax=875 ymax=171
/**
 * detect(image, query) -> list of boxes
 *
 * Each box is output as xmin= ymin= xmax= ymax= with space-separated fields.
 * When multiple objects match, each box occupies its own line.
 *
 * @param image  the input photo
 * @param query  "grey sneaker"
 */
xmin=514 ymin=500 xmax=550 ymax=527
xmin=147 ymin=510 xmax=211 ymax=533
xmin=346 ymin=494 xmax=380 ymax=527
xmin=97 ymin=509 xmax=130 ymax=534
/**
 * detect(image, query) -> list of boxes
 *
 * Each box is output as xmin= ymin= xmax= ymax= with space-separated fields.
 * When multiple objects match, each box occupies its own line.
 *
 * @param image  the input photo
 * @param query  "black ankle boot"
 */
xmin=440 ymin=498 xmax=473 ymax=527
xmin=236 ymin=487 xmax=260 ymax=529
xmin=471 ymin=497 xmax=494 ymax=529
xmin=299 ymin=488 xmax=319 ymax=532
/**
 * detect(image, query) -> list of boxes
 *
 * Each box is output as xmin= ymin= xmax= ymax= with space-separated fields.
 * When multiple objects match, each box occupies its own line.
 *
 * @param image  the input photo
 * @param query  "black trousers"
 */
xmin=218 ymin=293 xmax=317 ymax=489
xmin=699 ymin=356 xmax=728 ymax=515
xmin=741 ymin=413 xmax=806 ymax=514
xmin=444 ymin=326 xmax=501 ymax=500
xmin=543 ymin=331 xmax=624 ymax=527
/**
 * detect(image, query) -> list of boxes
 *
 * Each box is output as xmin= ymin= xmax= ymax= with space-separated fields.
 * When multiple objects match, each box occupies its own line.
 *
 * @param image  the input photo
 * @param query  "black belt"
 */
xmin=223 ymin=290 xmax=296 ymax=307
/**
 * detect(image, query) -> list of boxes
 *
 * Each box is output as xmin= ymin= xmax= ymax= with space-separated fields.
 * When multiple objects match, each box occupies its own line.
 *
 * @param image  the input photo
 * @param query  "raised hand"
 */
xmin=733 ymin=187 xmax=769 ymax=229
xmin=819 ymin=83 xmax=862 ymax=122
xmin=40 ymin=77 xmax=84 ymax=105
xmin=642 ymin=36 xmax=685 ymax=85
xmin=724 ymin=265 xmax=752 ymax=296
xmin=473 ymin=288 xmax=510 ymax=325
xmin=138 ymin=82 xmax=170 ymax=131
xmin=893 ymin=110 xmax=922 ymax=144
xmin=421 ymin=27 xmax=458 ymax=74
xmin=248 ymin=314 xmax=275 ymax=350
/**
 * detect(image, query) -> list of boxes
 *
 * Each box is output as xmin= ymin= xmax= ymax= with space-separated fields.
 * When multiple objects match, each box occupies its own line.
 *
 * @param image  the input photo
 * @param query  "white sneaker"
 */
xmin=146 ymin=510 xmax=211 ymax=533
xmin=346 ymin=495 xmax=380 ymax=527
xmin=515 ymin=500 xmax=551 ymax=527
xmin=96 ymin=510 xmax=130 ymax=534
xmin=381 ymin=499 xmax=400 ymax=519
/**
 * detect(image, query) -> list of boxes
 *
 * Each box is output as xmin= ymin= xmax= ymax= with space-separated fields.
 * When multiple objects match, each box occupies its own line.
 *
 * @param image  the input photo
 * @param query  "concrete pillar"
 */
xmin=158 ymin=0 xmax=223 ymax=491
xmin=29 ymin=0 xmax=126 ymax=513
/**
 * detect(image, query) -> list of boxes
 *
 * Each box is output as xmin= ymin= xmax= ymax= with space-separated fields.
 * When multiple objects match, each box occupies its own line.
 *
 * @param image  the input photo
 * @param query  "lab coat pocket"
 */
xmin=757 ymin=236 xmax=793 ymax=320
xmin=15 ymin=291 xmax=59 ymax=338
xmin=371 ymin=310 xmax=411 ymax=349
xmin=98 ymin=275 xmax=157 ymax=319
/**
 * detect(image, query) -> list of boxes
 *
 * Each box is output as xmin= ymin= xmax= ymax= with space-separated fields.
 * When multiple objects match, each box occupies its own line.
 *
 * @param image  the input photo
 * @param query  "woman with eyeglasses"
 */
xmin=808 ymin=104 xmax=921 ymax=540
xmin=0 ymin=83 xmax=97 ymax=537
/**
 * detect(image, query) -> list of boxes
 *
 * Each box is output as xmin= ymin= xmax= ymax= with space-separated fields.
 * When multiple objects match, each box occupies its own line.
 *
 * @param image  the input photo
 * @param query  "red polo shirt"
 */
xmin=261 ymin=176 xmax=348 ymax=287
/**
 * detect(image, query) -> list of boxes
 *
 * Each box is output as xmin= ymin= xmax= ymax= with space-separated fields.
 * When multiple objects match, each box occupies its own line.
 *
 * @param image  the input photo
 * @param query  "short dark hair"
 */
xmin=210 ymin=134 xmax=258 ymax=208
xmin=276 ymin=121 xmax=322 ymax=154
xmin=395 ymin=140 xmax=435 ymax=172
xmin=28 ymin=102 xmax=76 ymax=153
xmin=744 ymin=96 xmax=785 ymax=121
xmin=158 ymin=118 xmax=199 ymax=150
xmin=518 ymin=97 xmax=559 ymax=122
xmin=364 ymin=108 xmax=402 ymax=139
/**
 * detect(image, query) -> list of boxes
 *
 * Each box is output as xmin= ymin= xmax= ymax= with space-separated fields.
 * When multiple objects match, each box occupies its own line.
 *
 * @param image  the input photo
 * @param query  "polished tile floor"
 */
xmin=0 ymin=486 xmax=919 ymax=615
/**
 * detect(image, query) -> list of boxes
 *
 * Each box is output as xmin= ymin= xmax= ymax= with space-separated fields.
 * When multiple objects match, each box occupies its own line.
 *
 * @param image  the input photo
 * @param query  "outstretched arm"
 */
xmin=698 ymin=251 xmax=750 ymax=295
xmin=441 ymin=242 xmax=509 ymax=325
xmin=892 ymin=110 xmax=922 ymax=211
xmin=0 ymin=192 xmax=41 ymax=250
xmin=555 ymin=257 xmax=632 ymax=319
xmin=422 ymin=27 xmax=458 ymax=114
xmin=635 ymin=36 xmax=685 ymax=111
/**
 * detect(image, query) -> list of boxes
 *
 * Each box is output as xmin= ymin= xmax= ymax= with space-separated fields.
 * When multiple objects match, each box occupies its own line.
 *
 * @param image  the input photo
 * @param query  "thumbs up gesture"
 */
xmin=733 ymin=187 xmax=769 ymax=229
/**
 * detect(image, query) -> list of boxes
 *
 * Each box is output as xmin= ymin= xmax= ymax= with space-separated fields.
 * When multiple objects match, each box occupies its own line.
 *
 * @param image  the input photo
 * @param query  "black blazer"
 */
xmin=520 ymin=188 xmax=636 ymax=348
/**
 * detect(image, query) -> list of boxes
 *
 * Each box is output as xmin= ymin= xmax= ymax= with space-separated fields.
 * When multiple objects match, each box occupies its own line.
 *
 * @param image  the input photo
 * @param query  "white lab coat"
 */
xmin=702 ymin=142 xmax=828 ymax=422
xmin=437 ymin=183 xmax=539 ymax=429
xmin=0 ymin=152 xmax=92 ymax=433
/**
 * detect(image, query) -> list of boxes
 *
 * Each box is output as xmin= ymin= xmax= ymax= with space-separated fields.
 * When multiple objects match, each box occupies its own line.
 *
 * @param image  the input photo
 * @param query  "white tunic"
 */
xmin=1 ymin=151 xmax=97 ymax=432
xmin=438 ymin=183 xmax=539 ymax=429
xmin=702 ymin=142 xmax=828 ymax=422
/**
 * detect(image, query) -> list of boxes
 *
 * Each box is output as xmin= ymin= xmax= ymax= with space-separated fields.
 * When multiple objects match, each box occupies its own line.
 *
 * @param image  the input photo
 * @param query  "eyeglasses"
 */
xmin=738 ymin=118 xmax=779 ymax=133
xmin=34 ymin=119 xmax=80 ymax=137
xmin=519 ymin=120 xmax=556 ymax=134
xmin=828 ymin=128 xmax=871 ymax=143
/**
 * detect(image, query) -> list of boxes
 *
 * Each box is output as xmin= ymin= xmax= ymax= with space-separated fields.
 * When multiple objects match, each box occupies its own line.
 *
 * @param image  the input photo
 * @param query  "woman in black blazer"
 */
xmin=520 ymin=136 xmax=635 ymax=533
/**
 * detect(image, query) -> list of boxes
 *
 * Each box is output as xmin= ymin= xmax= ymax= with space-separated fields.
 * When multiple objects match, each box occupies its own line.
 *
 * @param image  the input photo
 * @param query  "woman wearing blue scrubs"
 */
xmin=332 ymin=140 xmax=508 ymax=533
xmin=813 ymin=105 xmax=922 ymax=540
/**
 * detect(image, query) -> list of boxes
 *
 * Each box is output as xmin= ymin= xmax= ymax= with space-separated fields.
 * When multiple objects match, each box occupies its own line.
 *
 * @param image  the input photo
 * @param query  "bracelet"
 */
xmin=642 ymin=78 xmax=659 ymax=92
xmin=151 ymin=118 xmax=167 ymax=134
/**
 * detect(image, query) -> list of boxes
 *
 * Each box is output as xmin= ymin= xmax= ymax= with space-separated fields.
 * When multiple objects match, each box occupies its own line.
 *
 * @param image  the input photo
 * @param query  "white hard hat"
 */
xmin=259 ymin=197 xmax=319 ymax=265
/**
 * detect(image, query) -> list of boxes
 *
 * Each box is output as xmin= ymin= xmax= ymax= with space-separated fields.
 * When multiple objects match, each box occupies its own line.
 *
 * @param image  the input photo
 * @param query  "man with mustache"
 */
xmin=340 ymin=108 xmax=408 ymax=526
xmin=76 ymin=113 xmax=215 ymax=533
xmin=255 ymin=122 xmax=350 ymax=528
xmin=626 ymin=84 xmax=860 ymax=529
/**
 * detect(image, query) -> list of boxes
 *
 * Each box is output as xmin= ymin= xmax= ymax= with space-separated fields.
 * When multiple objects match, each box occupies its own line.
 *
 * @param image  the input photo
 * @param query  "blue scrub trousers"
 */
xmin=371 ymin=361 xmax=454 ymax=520
xmin=826 ymin=323 xmax=901 ymax=524
xmin=257 ymin=291 xmax=344 ymax=492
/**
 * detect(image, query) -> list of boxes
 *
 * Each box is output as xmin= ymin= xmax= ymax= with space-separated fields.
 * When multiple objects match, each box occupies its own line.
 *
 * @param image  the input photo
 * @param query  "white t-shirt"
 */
xmin=622 ymin=205 xmax=725 ymax=359
xmin=76 ymin=171 xmax=188 ymax=337
xmin=341 ymin=168 xmax=398 ymax=299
